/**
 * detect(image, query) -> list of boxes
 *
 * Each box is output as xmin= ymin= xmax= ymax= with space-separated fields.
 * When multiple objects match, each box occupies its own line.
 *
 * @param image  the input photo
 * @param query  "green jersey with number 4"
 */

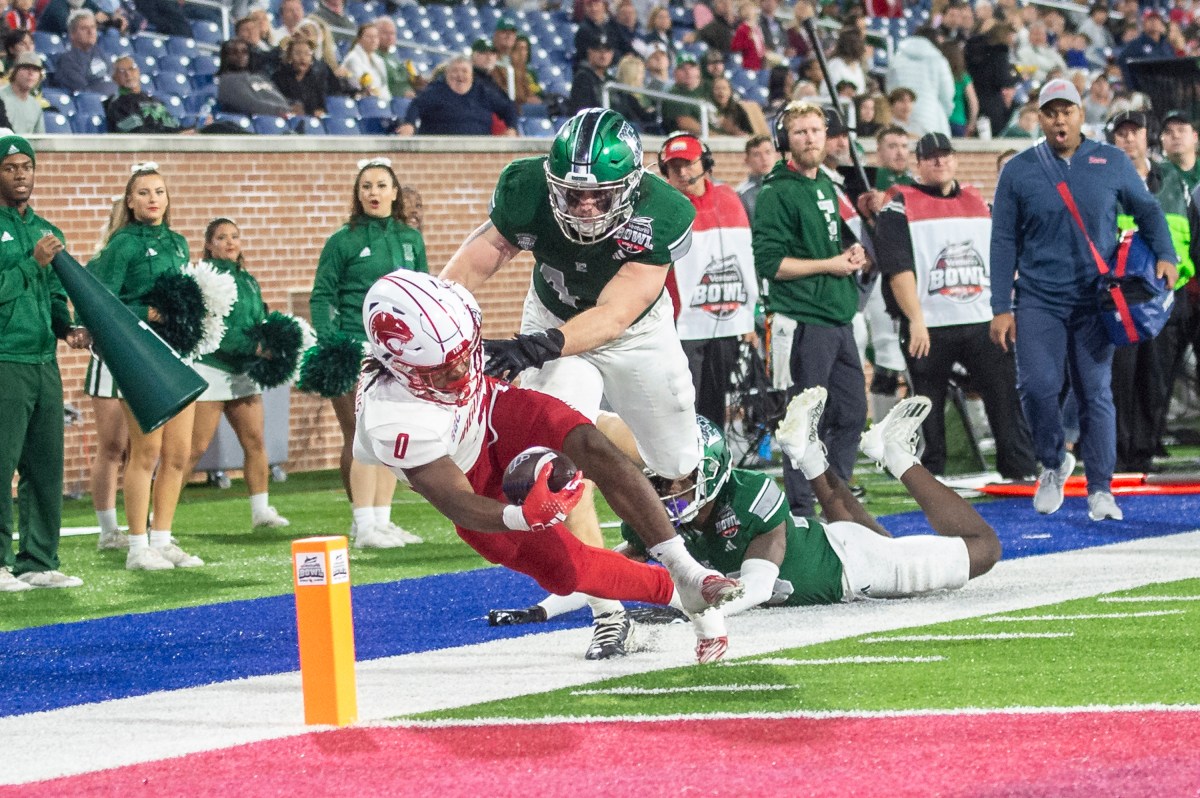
xmin=489 ymin=156 xmax=696 ymax=321
xmin=620 ymin=468 xmax=845 ymax=605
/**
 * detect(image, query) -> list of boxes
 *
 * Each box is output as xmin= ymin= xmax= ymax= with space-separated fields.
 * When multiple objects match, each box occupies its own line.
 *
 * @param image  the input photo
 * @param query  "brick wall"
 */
xmin=31 ymin=136 xmax=1018 ymax=489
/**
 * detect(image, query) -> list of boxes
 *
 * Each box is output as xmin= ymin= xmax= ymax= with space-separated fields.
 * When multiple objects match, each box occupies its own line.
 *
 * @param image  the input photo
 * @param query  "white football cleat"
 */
xmin=689 ymin=606 xmax=729 ymax=664
xmin=860 ymin=395 xmax=932 ymax=479
xmin=777 ymin=387 xmax=829 ymax=478
xmin=674 ymin=570 xmax=744 ymax=615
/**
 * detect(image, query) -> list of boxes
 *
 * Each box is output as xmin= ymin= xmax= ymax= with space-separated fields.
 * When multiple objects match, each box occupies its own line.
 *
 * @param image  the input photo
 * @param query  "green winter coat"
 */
xmin=196 ymin=258 xmax=267 ymax=374
xmin=310 ymin=214 xmax=427 ymax=343
xmin=86 ymin=221 xmax=190 ymax=322
xmin=753 ymin=160 xmax=859 ymax=326
xmin=0 ymin=205 xmax=70 ymax=364
xmin=1117 ymin=161 xmax=1194 ymax=289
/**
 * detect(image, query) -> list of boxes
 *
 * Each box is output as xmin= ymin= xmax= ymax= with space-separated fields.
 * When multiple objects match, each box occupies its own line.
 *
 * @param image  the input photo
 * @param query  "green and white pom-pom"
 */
xmin=296 ymin=331 xmax=364 ymax=398
xmin=144 ymin=272 xmax=206 ymax=356
xmin=184 ymin=261 xmax=237 ymax=358
xmin=247 ymin=312 xmax=305 ymax=389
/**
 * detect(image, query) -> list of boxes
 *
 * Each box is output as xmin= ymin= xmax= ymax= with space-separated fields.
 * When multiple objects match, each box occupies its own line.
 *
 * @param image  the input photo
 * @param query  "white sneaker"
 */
xmin=97 ymin=529 xmax=129 ymax=550
xmin=860 ymin=396 xmax=932 ymax=478
xmin=777 ymin=387 xmax=828 ymax=478
xmin=252 ymin=506 xmax=290 ymax=528
xmin=1087 ymin=490 xmax=1124 ymax=521
xmin=17 ymin=570 xmax=84 ymax=589
xmin=1033 ymin=453 xmax=1076 ymax=515
xmin=126 ymin=547 xmax=175 ymax=571
xmin=155 ymin=543 xmax=204 ymax=568
xmin=381 ymin=522 xmax=423 ymax=545
xmin=353 ymin=522 xmax=405 ymax=549
xmin=0 ymin=567 xmax=33 ymax=592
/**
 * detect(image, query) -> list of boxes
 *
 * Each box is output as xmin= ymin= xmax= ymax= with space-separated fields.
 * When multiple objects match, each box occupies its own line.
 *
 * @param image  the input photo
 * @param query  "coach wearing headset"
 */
xmin=658 ymin=132 xmax=759 ymax=428
xmin=752 ymin=100 xmax=868 ymax=517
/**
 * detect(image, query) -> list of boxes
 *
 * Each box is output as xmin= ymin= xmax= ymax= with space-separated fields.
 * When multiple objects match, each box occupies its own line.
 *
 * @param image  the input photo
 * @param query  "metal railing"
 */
xmin=601 ymin=81 xmax=713 ymax=138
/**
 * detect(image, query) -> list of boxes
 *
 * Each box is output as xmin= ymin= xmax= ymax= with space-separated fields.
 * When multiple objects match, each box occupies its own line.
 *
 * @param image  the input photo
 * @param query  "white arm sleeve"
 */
xmin=718 ymin=558 xmax=781 ymax=618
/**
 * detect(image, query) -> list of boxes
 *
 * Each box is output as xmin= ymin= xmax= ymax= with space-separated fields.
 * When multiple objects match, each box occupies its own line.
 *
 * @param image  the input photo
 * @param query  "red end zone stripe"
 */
xmin=29 ymin=709 xmax=1200 ymax=796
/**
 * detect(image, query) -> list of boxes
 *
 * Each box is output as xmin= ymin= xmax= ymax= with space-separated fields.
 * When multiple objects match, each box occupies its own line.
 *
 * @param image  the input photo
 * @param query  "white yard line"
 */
xmin=862 ymin=632 xmax=1074 ymax=642
xmin=981 ymin=610 xmax=1185 ymax=621
xmin=571 ymin=685 xmax=795 ymax=696
xmin=5 ymin=530 xmax=1200 ymax=784
xmin=1099 ymin=595 xmax=1200 ymax=602
xmin=728 ymin=656 xmax=946 ymax=666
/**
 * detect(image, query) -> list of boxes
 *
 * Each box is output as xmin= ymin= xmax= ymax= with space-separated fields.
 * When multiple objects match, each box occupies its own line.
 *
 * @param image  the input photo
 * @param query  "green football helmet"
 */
xmin=544 ymin=108 xmax=644 ymax=245
xmin=651 ymin=416 xmax=732 ymax=527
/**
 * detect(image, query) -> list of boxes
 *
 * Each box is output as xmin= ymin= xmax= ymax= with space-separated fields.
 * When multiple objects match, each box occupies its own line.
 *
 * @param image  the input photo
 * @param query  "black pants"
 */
xmin=781 ymin=322 xmax=866 ymax=515
xmin=1113 ymin=287 xmax=1189 ymax=471
xmin=903 ymin=322 xmax=1037 ymax=479
xmin=682 ymin=336 xmax=740 ymax=430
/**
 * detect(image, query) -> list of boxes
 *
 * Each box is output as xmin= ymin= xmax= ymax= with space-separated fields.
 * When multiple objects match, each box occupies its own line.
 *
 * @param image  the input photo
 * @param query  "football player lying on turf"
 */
xmin=490 ymin=388 xmax=1000 ymax=622
xmin=352 ymin=270 xmax=743 ymax=663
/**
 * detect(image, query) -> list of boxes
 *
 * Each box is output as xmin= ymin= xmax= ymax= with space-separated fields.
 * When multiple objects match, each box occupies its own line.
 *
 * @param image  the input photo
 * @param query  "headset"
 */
xmin=657 ymin=131 xmax=715 ymax=176
xmin=1104 ymin=111 xmax=1159 ymax=148
xmin=772 ymin=100 xmax=826 ymax=154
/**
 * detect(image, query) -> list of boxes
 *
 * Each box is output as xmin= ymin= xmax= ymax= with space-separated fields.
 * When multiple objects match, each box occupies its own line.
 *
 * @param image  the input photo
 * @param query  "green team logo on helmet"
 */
xmin=545 ymin=108 xmax=644 ymax=245
xmin=651 ymin=415 xmax=732 ymax=527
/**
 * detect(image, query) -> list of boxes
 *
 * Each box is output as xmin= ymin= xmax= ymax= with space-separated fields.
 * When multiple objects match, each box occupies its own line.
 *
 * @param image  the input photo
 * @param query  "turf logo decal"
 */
xmin=295 ymin=554 xmax=327 ymax=585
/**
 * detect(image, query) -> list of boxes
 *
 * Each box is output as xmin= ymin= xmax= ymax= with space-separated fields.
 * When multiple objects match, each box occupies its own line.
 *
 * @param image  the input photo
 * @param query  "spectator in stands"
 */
xmin=53 ymin=10 xmax=115 ymax=95
xmin=661 ymin=52 xmax=708 ymax=133
xmin=273 ymin=36 xmax=330 ymax=116
xmin=609 ymin=52 xmax=658 ymax=131
xmin=310 ymin=158 xmax=425 ymax=548
xmin=966 ymin=22 xmax=1017 ymax=135
xmin=710 ymin=75 xmax=753 ymax=135
xmin=764 ymin=63 xmax=793 ymax=116
xmin=502 ymin=34 xmax=543 ymax=111
xmin=942 ymin=41 xmax=978 ymax=136
xmin=185 ymin=218 xmax=290 ymax=532
xmin=797 ymin=56 xmax=823 ymax=94
xmin=374 ymin=17 xmax=416 ymax=99
xmin=568 ymin=29 xmax=614 ymax=114
xmin=1083 ymin=74 xmax=1112 ymax=129
xmin=236 ymin=14 xmax=280 ymax=76
xmin=133 ymin=0 xmax=189 ymax=37
xmin=730 ymin=1 xmax=766 ymax=70
xmin=822 ymin=28 xmax=867 ymax=100
xmin=401 ymin=185 xmax=423 ymax=230
xmin=1015 ymin=21 xmax=1066 ymax=83
xmin=0 ymin=52 xmax=43 ymax=133
xmin=217 ymin=38 xmax=293 ymax=117
xmin=635 ymin=5 xmax=675 ymax=64
xmin=1078 ymin=2 xmax=1116 ymax=53
xmin=644 ymin=41 xmax=671 ymax=92
xmin=105 ymin=55 xmax=183 ymax=132
xmin=607 ymin=0 xmax=640 ymax=61
xmin=398 ymin=55 xmax=517 ymax=136
xmin=785 ymin=0 xmax=816 ymax=60
xmin=573 ymin=0 xmax=609 ymax=70
xmin=758 ymin=0 xmax=785 ymax=56
xmin=736 ymin=133 xmax=775 ymax=218
xmin=270 ymin=0 xmax=304 ymax=45
xmin=469 ymin=38 xmax=514 ymax=110
xmin=0 ymin=29 xmax=33 ymax=75
xmin=492 ymin=17 xmax=518 ymax=65
xmin=938 ymin=0 xmax=973 ymax=45
xmin=887 ymin=86 xmax=920 ymax=135
xmin=39 ymin=0 xmax=126 ymax=36
xmin=1120 ymin=9 xmax=1174 ymax=90
xmin=342 ymin=23 xmax=390 ymax=100
xmin=1000 ymin=102 xmax=1039 ymax=137
xmin=855 ymin=92 xmax=883 ymax=136
xmin=888 ymin=27 xmax=954 ymax=137
xmin=5 ymin=0 xmax=36 ymax=32
xmin=689 ymin=0 xmax=738 ymax=55
xmin=700 ymin=47 xmax=726 ymax=93
xmin=295 ymin=18 xmax=341 ymax=78
xmin=309 ymin=0 xmax=355 ymax=46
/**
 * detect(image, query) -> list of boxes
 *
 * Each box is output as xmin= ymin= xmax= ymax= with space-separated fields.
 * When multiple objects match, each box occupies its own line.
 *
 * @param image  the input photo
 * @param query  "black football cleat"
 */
xmin=487 ymin=605 xmax=548 ymax=626
xmin=584 ymin=610 xmax=634 ymax=660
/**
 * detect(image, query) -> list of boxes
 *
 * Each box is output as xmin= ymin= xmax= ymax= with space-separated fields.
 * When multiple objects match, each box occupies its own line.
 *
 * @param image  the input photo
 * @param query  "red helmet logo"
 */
xmin=369 ymin=309 xmax=414 ymax=355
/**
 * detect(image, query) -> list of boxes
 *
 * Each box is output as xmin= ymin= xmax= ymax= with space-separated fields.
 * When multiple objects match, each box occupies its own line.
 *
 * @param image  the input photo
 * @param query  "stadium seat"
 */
xmin=162 ymin=94 xmax=185 ymax=116
xmin=191 ymin=21 xmax=222 ymax=46
xmin=357 ymin=96 xmax=391 ymax=118
xmin=32 ymin=31 xmax=64 ymax=56
xmin=133 ymin=35 xmax=168 ymax=60
xmin=157 ymin=54 xmax=191 ymax=74
xmin=43 ymin=112 xmax=73 ymax=133
xmin=252 ymin=114 xmax=289 ymax=134
xmin=288 ymin=115 xmax=326 ymax=134
xmin=518 ymin=117 xmax=555 ymax=137
xmin=520 ymin=103 xmax=549 ymax=119
xmin=72 ymin=113 xmax=105 ymax=134
xmin=191 ymin=54 xmax=219 ymax=76
xmin=390 ymin=96 xmax=411 ymax=118
xmin=73 ymin=91 xmax=106 ymax=118
xmin=325 ymin=95 xmax=359 ymax=118
xmin=213 ymin=112 xmax=252 ymax=131
xmin=132 ymin=53 xmax=157 ymax=75
xmin=155 ymin=71 xmax=191 ymax=97
xmin=358 ymin=116 xmax=394 ymax=134
xmin=325 ymin=116 xmax=361 ymax=135
xmin=42 ymin=88 xmax=75 ymax=116
xmin=166 ymin=36 xmax=201 ymax=58
xmin=184 ymin=84 xmax=217 ymax=114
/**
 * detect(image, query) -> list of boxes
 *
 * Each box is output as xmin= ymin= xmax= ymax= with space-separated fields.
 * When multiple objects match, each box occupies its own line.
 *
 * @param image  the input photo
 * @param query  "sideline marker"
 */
xmin=292 ymin=536 xmax=358 ymax=726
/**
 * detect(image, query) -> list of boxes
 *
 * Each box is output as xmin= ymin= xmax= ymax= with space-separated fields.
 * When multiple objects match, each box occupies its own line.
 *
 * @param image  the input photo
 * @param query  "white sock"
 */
xmin=149 ymin=529 xmax=172 ymax=548
xmin=128 ymin=533 xmax=149 ymax=553
xmin=884 ymin=443 xmax=920 ymax=481
xmin=647 ymin=535 xmax=704 ymax=580
xmin=352 ymin=507 xmax=375 ymax=532
xmin=538 ymin=592 xmax=589 ymax=619
xmin=373 ymin=505 xmax=391 ymax=526
xmin=249 ymin=493 xmax=269 ymax=517
xmin=798 ymin=444 xmax=829 ymax=481
xmin=586 ymin=596 xmax=624 ymax=618
xmin=96 ymin=508 xmax=118 ymax=535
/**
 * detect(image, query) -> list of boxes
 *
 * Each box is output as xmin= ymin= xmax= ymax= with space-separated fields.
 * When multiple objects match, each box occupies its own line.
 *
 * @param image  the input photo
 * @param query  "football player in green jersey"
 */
xmin=443 ymin=108 xmax=709 ymax=652
xmin=493 ymin=389 xmax=1000 ymax=626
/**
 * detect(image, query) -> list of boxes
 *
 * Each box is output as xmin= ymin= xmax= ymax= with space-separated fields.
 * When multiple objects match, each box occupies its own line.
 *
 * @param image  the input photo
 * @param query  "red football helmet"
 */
xmin=363 ymin=271 xmax=483 ymax=406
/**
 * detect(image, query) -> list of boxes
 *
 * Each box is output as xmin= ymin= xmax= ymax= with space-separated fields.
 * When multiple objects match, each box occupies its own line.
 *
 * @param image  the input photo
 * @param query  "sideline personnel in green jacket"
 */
xmin=0 ymin=134 xmax=89 ymax=590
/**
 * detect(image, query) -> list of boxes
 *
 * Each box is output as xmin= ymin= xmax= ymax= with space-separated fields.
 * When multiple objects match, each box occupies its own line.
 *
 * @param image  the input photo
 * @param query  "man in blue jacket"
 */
xmin=989 ymin=79 xmax=1177 ymax=522
xmin=1118 ymin=9 xmax=1175 ymax=91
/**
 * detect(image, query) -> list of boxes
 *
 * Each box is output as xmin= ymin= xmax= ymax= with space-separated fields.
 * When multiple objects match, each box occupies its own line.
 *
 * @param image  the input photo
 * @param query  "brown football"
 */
xmin=501 ymin=447 xmax=578 ymax=505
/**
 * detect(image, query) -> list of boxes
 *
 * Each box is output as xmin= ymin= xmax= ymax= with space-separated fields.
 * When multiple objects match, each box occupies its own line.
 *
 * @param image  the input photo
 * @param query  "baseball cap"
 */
xmin=676 ymin=52 xmax=698 ymax=67
xmin=578 ymin=29 xmax=612 ymax=51
xmin=824 ymin=108 xmax=848 ymax=137
xmin=661 ymin=134 xmax=704 ymax=163
xmin=1142 ymin=8 xmax=1164 ymax=21
xmin=1000 ymin=67 xmax=1021 ymax=88
xmin=703 ymin=48 xmax=725 ymax=64
xmin=11 ymin=52 xmax=43 ymax=71
xmin=495 ymin=17 xmax=518 ymax=31
xmin=915 ymin=132 xmax=954 ymax=159
xmin=1037 ymin=78 xmax=1082 ymax=108
xmin=1162 ymin=109 xmax=1193 ymax=128
xmin=471 ymin=38 xmax=496 ymax=53
xmin=1107 ymin=109 xmax=1148 ymax=132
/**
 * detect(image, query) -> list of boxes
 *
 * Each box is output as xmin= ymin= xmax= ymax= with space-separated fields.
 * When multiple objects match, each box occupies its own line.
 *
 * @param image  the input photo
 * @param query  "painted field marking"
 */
xmin=861 ymin=632 xmax=1074 ymax=642
xmin=570 ymin=685 xmax=794 ymax=696
xmin=1099 ymin=595 xmax=1200 ymax=602
xmin=727 ymin=656 xmax=946 ymax=666
xmin=1022 ymin=533 xmax=1053 ymax=540
xmin=982 ymin=610 xmax=1185 ymax=622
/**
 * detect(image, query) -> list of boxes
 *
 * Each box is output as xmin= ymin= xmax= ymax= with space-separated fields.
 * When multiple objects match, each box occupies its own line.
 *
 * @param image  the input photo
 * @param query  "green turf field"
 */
xmin=411 ymin=578 xmax=1200 ymax=721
